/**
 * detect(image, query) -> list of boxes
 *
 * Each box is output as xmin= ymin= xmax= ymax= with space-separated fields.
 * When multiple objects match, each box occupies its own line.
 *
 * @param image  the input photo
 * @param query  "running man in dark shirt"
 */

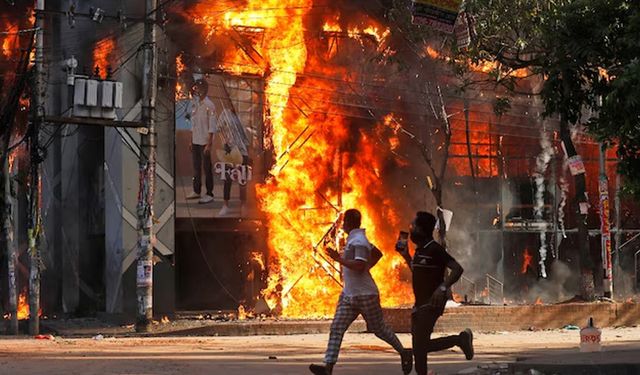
xmin=395 ymin=211 xmax=474 ymax=375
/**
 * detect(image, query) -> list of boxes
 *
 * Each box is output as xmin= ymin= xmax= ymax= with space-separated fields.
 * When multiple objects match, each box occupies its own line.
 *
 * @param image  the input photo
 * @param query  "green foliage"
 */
xmin=464 ymin=0 xmax=640 ymax=198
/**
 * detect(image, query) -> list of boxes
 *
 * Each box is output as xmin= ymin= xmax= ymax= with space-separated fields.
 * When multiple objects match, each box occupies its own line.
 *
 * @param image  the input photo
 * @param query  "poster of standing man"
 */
xmin=176 ymin=73 xmax=264 ymax=220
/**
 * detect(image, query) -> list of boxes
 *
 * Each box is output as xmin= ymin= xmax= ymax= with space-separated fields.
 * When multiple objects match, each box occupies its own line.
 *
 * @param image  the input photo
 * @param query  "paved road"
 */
xmin=1 ymin=328 xmax=639 ymax=374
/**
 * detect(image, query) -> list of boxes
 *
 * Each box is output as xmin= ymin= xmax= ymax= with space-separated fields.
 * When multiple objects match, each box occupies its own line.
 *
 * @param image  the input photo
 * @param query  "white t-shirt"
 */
xmin=191 ymin=97 xmax=217 ymax=146
xmin=341 ymin=228 xmax=379 ymax=297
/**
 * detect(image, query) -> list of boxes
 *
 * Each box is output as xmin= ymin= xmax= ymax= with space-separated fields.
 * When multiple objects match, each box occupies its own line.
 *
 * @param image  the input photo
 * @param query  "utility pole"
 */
xmin=29 ymin=0 xmax=45 ymax=335
xmin=135 ymin=0 xmax=158 ymax=332
xmin=3 ymin=157 xmax=18 ymax=334
xmin=599 ymin=143 xmax=613 ymax=298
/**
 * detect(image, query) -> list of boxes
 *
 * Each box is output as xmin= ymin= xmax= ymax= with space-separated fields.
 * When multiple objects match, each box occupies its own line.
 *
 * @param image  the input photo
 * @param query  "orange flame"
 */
xmin=238 ymin=305 xmax=247 ymax=320
xmin=1 ymin=22 xmax=19 ymax=59
xmin=521 ymin=248 xmax=533 ymax=274
xmin=8 ymin=149 xmax=17 ymax=173
xmin=17 ymin=290 xmax=30 ymax=320
xmin=187 ymin=1 xmax=412 ymax=317
xmin=534 ymin=297 xmax=543 ymax=305
xmin=322 ymin=19 xmax=390 ymax=44
xmin=92 ymin=36 xmax=116 ymax=79
xmin=426 ymin=45 xmax=529 ymax=78
xmin=452 ymin=293 xmax=464 ymax=303
xmin=175 ymin=53 xmax=189 ymax=100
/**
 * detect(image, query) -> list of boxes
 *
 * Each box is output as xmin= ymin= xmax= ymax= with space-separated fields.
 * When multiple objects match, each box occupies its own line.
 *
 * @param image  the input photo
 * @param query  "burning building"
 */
xmin=2 ymin=0 xmax=640 ymax=330
xmin=165 ymin=0 xmax=640 ymax=315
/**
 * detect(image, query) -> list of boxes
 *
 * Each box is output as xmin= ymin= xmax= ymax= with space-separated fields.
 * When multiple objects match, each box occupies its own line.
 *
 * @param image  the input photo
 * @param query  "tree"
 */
xmin=459 ymin=0 xmax=640 ymax=299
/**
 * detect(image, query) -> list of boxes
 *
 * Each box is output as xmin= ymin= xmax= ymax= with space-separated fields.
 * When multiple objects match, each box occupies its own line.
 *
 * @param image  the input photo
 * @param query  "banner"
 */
xmin=568 ymin=155 xmax=586 ymax=176
xmin=599 ymin=177 xmax=613 ymax=287
xmin=412 ymin=0 xmax=463 ymax=33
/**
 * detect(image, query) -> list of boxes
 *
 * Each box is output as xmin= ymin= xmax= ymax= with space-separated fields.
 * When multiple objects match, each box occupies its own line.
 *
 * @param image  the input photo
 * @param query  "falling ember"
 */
xmin=521 ymin=249 xmax=533 ymax=274
xmin=92 ymin=36 xmax=116 ymax=79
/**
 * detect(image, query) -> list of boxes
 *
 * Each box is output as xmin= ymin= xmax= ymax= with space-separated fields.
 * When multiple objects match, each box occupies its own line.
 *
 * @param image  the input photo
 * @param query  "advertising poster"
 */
xmin=175 ymin=74 xmax=264 ymax=219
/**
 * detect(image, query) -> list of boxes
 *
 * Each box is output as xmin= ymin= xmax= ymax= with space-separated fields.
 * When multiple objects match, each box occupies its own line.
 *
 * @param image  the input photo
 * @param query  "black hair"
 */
xmin=415 ymin=211 xmax=437 ymax=235
xmin=344 ymin=209 xmax=362 ymax=228
xmin=194 ymin=79 xmax=209 ymax=95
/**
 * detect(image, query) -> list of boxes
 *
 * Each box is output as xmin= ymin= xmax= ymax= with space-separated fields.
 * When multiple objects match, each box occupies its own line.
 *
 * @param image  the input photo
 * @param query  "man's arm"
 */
xmin=443 ymin=258 xmax=464 ymax=288
xmin=430 ymin=256 xmax=464 ymax=306
xmin=326 ymin=247 xmax=367 ymax=272
xmin=399 ymin=249 xmax=412 ymax=271
xmin=205 ymin=133 xmax=215 ymax=153
xmin=395 ymin=241 xmax=412 ymax=272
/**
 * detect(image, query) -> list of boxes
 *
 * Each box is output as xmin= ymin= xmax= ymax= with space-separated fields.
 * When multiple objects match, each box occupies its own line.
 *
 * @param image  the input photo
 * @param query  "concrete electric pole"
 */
xmin=135 ymin=0 xmax=158 ymax=332
xmin=3 ymin=157 xmax=18 ymax=334
xmin=29 ymin=0 xmax=45 ymax=335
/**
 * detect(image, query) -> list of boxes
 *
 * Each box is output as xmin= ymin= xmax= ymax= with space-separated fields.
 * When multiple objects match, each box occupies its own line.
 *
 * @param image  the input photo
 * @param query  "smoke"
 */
xmin=523 ymin=260 xmax=575 ymax=303
xmin=533 ymin=130 xmax=554 ymax=278
xmin=558 ymin=167 xmax=569 ymax=240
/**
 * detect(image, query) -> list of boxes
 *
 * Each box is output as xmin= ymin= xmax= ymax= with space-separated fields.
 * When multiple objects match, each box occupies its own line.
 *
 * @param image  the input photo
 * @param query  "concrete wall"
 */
xmin=383 ymin=303 xmax=640 ymax=333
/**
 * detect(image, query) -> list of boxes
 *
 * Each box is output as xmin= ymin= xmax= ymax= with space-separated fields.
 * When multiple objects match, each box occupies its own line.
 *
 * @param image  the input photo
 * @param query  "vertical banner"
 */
xmin=412 ymin=0 xmax=463 ymax=33
xmin=599 ymin=177 xmax=613 ymax=295
xmin=455 ymin=12 xmax=471 ymax=49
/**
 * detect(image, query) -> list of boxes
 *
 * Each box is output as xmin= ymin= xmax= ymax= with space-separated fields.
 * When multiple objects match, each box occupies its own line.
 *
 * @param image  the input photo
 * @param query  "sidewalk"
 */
xmin=1 ymin=327 xmax=639 ymax=374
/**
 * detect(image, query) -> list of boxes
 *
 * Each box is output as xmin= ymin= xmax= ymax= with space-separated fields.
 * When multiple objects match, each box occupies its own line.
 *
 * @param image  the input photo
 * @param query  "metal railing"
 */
xmin=617 ymin=232 xmax=640 ymax=254
xmin=452 ymin=276 xmax=477 ymax=303
xmin=485 ymin=273 xmax=504 ymax=305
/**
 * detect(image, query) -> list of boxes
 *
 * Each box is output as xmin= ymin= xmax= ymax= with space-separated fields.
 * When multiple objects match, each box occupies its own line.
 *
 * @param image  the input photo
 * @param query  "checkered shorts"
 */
xmin=324 ymin=294 xmax=404 ymax=364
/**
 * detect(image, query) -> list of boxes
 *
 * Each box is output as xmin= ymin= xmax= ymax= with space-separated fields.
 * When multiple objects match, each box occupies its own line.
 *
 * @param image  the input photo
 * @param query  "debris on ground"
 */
xmin=35 ymin=335 xmax=54 ymax=340
xmin=457 ymin=363 xmax=509 ymax=375
xmin=563 ymin=325 xmax=580 ymax=330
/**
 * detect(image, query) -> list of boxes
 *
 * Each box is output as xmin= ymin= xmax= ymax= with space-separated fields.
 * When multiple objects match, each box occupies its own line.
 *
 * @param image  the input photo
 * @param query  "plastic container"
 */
xmin=580 ymin=317 xmax=602 ymax=352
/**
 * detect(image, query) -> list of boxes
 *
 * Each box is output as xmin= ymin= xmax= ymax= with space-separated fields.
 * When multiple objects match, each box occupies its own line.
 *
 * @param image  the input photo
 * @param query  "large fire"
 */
xmin=185 ymin=1 xmax=412 ymax=317
xmin=92 ymin=36 xmax=116 ymax=79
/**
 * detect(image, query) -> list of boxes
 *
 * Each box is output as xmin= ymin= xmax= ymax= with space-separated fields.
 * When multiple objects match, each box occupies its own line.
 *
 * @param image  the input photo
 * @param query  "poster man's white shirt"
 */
xmin=191 ymin=96 xmax=217 ymax=145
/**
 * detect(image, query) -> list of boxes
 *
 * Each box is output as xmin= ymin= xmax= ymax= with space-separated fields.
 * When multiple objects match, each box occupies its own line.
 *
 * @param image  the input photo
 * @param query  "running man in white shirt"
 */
xmin=186 ymin=79 xmax=217 ymax=204
xmin=310 ymin=209 xmax=413 ymax=375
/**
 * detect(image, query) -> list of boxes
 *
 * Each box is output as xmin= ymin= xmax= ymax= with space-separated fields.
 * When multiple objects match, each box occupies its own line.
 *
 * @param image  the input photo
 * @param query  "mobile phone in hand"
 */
xmin=396 ymin=231 xmax=409 ymax=251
